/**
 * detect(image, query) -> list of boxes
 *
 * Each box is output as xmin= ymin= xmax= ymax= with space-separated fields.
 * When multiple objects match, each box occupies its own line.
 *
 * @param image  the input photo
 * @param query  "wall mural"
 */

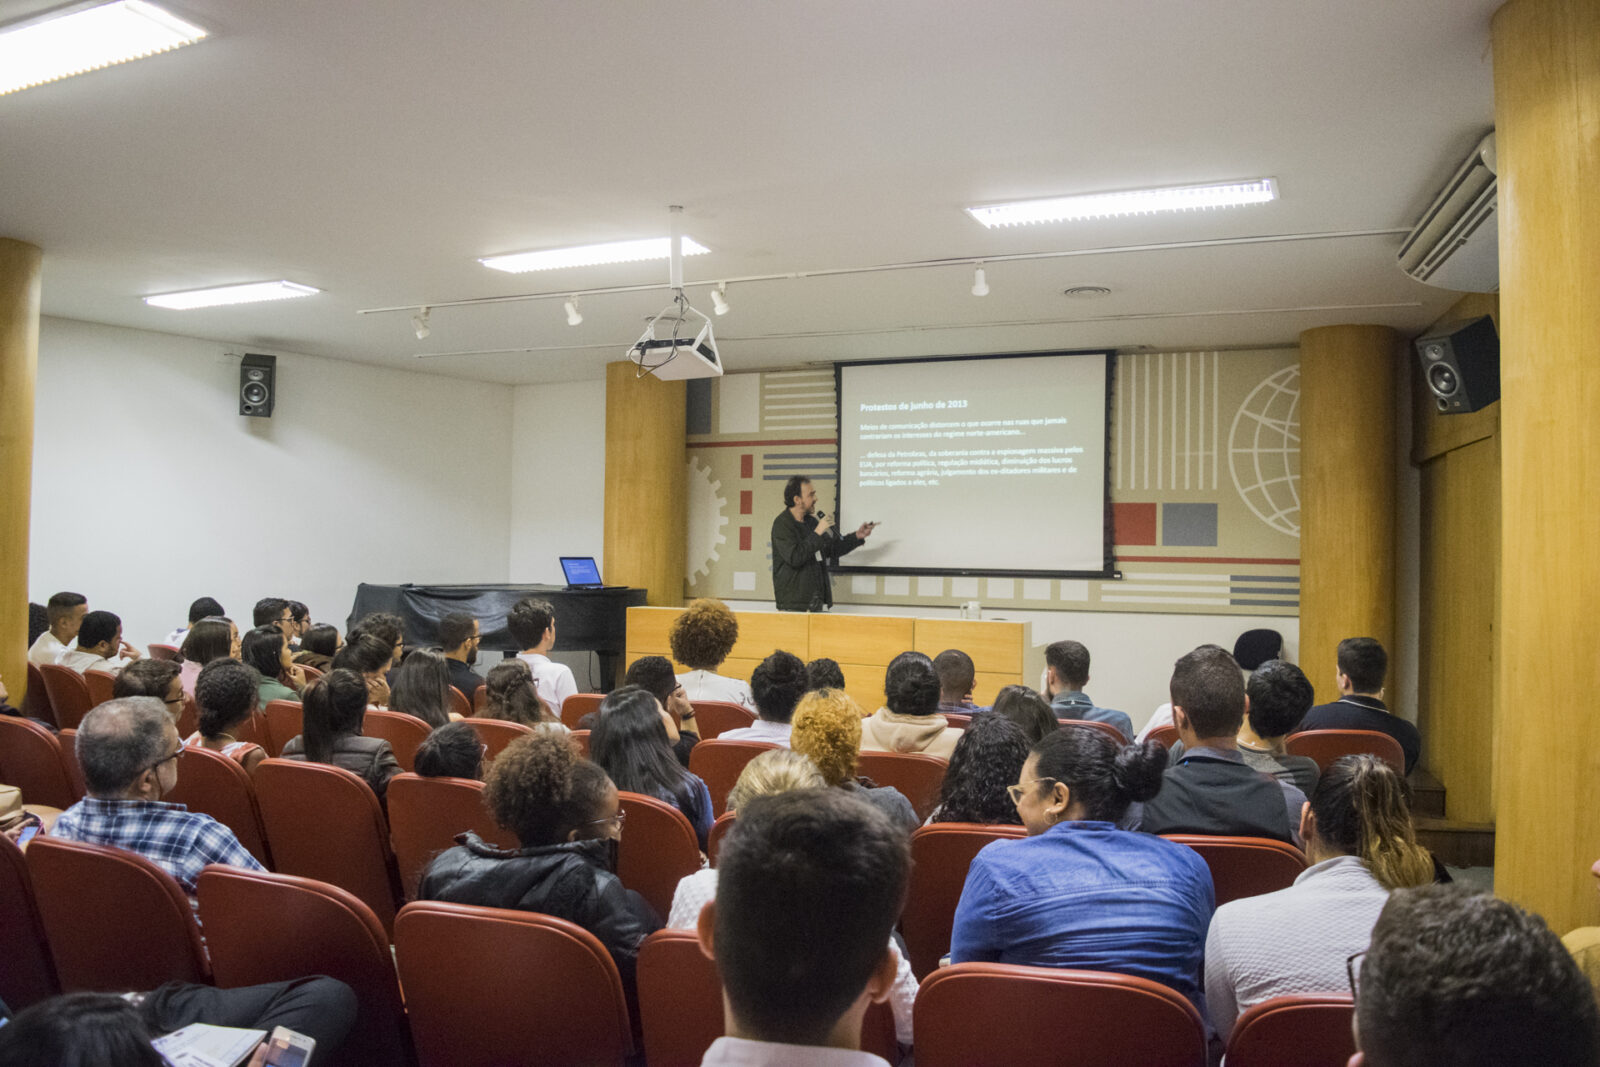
xmin=684 ymin=349 xmax=1299 ymax=617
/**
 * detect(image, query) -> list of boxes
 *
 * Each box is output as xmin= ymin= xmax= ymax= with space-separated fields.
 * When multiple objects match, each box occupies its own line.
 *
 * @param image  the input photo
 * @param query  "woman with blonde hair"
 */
xmin=791 ymin=688 xmax=919 ymax=834
xmin=668 ymin=598 xmax=754 ymax=710
xmin=1203 ymin=754 xmax=1437 ymax=1036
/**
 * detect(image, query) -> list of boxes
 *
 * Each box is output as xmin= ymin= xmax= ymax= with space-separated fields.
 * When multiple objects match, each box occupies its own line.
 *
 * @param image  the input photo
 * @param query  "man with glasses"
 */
xmin=50 ymin=697 xmax=264 ymax=896
xmin=438 ymin=611 xmax=485 ymax=703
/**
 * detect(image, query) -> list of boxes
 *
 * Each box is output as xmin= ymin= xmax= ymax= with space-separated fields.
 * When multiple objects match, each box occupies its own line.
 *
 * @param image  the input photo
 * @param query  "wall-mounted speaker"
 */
xmin=239 ymin=354 xmax=276 ymax=417
xmin=1414 ymin=315 xmax=1499 ymax=414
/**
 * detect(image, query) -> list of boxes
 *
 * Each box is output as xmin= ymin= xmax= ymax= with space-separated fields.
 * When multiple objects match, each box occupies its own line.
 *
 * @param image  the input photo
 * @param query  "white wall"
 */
xmin=28 ymin=317 xmax=513 ymax=647
xmin=507 ymin=378 xmax=606 ymax=584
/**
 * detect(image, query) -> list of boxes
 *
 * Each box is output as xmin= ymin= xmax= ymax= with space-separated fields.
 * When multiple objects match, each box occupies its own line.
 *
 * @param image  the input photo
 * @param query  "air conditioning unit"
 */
xmin=1397 ymin=132 xmax=1497 ymax=293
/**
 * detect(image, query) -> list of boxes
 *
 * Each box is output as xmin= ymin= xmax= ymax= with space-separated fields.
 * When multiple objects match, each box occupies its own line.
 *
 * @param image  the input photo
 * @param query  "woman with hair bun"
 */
xmin=859 ymin=651 xmax=960 ymax=759
xmin=950 ymin=725 xmax=1214 ymax=1008
xmin=1203 ymin=754 xmax=1436 ymax=1036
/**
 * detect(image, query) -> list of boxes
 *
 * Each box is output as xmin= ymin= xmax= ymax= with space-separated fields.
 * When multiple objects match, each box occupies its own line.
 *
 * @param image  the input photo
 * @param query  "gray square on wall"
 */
xmin=1161 ymin=503 xmax=1219 ymax=547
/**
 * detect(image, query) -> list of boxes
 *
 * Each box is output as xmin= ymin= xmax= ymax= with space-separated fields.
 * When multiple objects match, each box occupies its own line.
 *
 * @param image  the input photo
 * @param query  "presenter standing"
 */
xmin=771 ymin=476 xmax=876 ymax=612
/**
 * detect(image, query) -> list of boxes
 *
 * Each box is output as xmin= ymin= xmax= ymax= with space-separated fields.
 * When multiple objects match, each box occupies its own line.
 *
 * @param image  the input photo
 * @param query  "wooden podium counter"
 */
xmin=627 ymin=608 xmax=1030 ymax=713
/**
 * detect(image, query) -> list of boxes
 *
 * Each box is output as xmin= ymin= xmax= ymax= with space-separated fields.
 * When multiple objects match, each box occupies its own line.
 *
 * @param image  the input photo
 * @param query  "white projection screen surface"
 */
xmin=835 ymin=351 xmax=1112 ymax=576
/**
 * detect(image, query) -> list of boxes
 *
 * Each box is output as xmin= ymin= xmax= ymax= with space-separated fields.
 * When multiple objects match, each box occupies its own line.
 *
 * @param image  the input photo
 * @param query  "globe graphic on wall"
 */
xmin=1228 ymin=366 xmax=1301 ymax=537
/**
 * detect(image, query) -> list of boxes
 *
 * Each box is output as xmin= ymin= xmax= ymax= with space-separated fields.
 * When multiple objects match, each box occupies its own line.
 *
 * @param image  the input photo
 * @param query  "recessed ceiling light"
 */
xmin=1063 ymin=286 xmax=1113 ymax=299
xmin=480 ymin=236 xmax=710 ymax=274
xmin=966 ymin=179 xmax=1277 ymax=228
xmin=0 ymin=0 xmax=208 ymax=97
xmin=144 ymin=280 xmax=320 ymax=310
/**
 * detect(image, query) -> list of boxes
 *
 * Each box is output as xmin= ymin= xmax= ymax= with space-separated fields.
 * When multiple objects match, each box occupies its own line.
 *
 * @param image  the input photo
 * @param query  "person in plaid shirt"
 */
xmin=52 ymin=697 xmax=263 ymax=895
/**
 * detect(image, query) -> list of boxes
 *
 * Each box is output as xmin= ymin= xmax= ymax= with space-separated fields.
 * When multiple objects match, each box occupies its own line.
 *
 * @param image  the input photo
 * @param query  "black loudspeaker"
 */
xmin=239 ymin=354 xmax=276 ymax=418
xmin=1414 ymin=315 xmax=1499 ymax=414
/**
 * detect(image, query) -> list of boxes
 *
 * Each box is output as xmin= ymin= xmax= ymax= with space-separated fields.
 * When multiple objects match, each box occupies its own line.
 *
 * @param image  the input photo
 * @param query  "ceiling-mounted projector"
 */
xmin=627 ymin=294 xmax=723 ymax=380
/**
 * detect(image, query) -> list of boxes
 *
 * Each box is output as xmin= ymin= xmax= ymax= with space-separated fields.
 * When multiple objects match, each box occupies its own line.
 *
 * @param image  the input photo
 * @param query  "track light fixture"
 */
xmin=710 ymin=283 xmax=730 ymax=316
xmin=971 ymin=265 xmax=989 ymax=297
xmin=563 ymin=297 xmax=583 ymax=326
xmin=411 ymin=306 xmax=430 ymax=339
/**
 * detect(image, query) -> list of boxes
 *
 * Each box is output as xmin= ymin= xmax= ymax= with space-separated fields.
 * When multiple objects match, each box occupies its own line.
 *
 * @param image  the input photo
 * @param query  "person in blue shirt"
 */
xmin=949 ymin=723 xmax=1215 ymax=1009
xmin=1044 ymin=640 xmax=1135 ymax=740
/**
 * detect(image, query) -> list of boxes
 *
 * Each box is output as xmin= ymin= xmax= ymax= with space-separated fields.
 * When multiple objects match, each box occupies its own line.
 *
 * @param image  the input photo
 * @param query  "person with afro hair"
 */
xmin=669 ymin=598 xmax=755 ymax=711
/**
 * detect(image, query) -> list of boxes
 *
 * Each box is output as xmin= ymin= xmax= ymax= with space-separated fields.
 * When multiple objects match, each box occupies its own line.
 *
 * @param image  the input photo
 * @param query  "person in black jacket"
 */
xmin=770 ymin=476 xmax=875 ymax=611
xmin=417 ymin=731 xmax=661 ymax=995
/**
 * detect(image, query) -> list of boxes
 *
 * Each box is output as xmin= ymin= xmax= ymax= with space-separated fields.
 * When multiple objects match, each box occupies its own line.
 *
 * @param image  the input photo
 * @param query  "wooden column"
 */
xmin=1491 ymin=0 xmax=1600 ymax=934
xmin=0 ymin=240 xmax=42 ymax=703
xmin=603 ymin=361 xmax=687 ymax=607
xmin=1297 ymin=325 xmax=1398 ymax=692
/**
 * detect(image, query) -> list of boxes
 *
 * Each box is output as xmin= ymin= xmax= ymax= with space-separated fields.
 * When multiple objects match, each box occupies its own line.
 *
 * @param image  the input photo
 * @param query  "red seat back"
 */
xmin=297 ymin=663 xmax=324 ymax=683
xmin=1285 ymin=729 xmax=1406 ymax=775
xmin=23 ymin=662 xmax=55 ymax=727
xmin=28 ymin=836 xmax=209 ymax=991
xmin=38 ymin=665 xmax=93 ymax=730
xmin=363 ymin=709 xmax=431 ymax=773
xmin=1225 ymin=994 xmax=1356 ymax=1066
xmin=1161 ymin=835 xmax=1307 ymax=906
xmin=616 ymin=791 xmax=701 ymax=919
xmin=459 ymin=717 xmax=533 ymax=762
xmin=561 ymin=692 xmax=605 ymax=730
xmin=689 ymin=740 xmax=780 ymax=816
xmin=472 ymin=686 xmax=489 ymax=714
xmin=0 ymin=834 xmax=59 ymax=1009
xmin=253 ymin=758 xmax=400 ymax=933
xmin=856 ymin=750 xmax=948 ymax=822
xmin=914 ymin=962 xmax=1207 ymax=1067
xmin=176 ymin=695 xmax=199 ymax=738
xmin=693 ymin=700 xmax=755 ymax=739
xmin=387 ymin=773 xmax=512 ymax=900
xmin=902 ymin=822 xmax=1027 ymax=979
xmin=230 ymin=709 xmax=269 ymax=751
xmin=395 ymin=901 xmax=632 ymax=1067
xmin=1059 ymin=718 xmax=1129 ymax=744
xmin=446 ymin=686 xmax=471 ymax=719
xmin=570 ymin=729 xmax=591 ymax=757
xmin=706 ymin=810 xmax=737 ymax=866
xmin=56 ymin=728 xmax=85 ymax=796
xmin=164 ymin=745 xmax=271 ymax=866
xmin=147 ymin=643 xmax=181 ymax=662
xmin=197 ymin=865 xmax=413 ymax=1065
xmin=262 ymin=699 xmax=304 ymax=757
xmin=84 ymin=669 xmax=118 ymax=707
xmin=0 ymin=716 xmax=81 ymax=809
xmin=1149 ymin=723 xmax=1181 ymax=749
xmin=944 ymin=712 xmax=973 ymax=729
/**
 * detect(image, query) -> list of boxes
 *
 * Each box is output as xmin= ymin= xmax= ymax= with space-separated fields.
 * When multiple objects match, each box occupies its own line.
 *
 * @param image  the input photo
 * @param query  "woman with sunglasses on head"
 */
xmin=950 ymin=724 xmax=1214 ymax=1011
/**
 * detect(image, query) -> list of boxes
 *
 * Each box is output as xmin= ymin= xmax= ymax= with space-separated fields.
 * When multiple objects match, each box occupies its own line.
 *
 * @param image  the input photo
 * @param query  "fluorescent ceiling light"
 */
xmin=966 ymin=179 xmax=1278 ymax=228
xmin=144 ymin=280 xmax=320 ymax=310
xmin=0 ymin=1 xmax=208 ymax=97
xmin=480 ymin=236 xmax=710 ymax=274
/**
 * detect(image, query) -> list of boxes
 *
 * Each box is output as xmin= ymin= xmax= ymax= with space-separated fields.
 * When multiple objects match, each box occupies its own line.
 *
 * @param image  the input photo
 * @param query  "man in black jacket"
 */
xmin=770 ymin=476 xmax=875 ymax=611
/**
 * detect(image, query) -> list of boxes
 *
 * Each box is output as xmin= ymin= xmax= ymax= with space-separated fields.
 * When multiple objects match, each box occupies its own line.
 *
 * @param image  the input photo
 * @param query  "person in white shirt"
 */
xmin=164 ymin=596 xmax=225 ymax=648
xmin=507 ymin=597 xmax=578 ymax=715
xmin=27 ymin=591 xmax=87 ymax=666
xmin=719 ymin=651 xmax=807 ymax=746
xmin=696 ymin=788 xmax=909 ymax=1067
xmin=56 ymin=610 xmax=141 ymax=676
xmin=670 ymin=598 xmax=756 ymax=710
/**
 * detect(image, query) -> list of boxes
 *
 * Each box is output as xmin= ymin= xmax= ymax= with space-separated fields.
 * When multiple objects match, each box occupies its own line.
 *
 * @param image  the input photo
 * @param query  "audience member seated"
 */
xmin=990 ymin=684 xmax=1060 ymax=746
xmin=0 ymin=980 xmax=358 ymax=1067
xmin=112 ymin=659 xmax=185 ymax=726
xmin=1204 ymin=754 xmax=1435 ymax=1036
xmin=669 ymin=598 xmax=756 ymax=710
xmin=791 ymin=688 xmax=918 ymax=834
xmin=57 ymin=610 xmax=141 ymax=675
xmin=479 ymin=660 xmax=567 ymax=734
xmin=720 ymin=650 xmax=808 ymax=746
xmin=1235 ymin=659 xmax=1321 ymax=795
xmin=388 ymin=648 xmax=457 ymax=728
xmin=1043 ymin=639 xmax=1133 ymax=741
xmin=928 ymin=714 xmax=1029 ymax=826
xmin=292 ymin=623 xmax=341 ymax=671
xmin=859 ymin=652 xmax=959 ymax=759
xmin=241 ymin=626 xmax=305 ymax=706
xmin=950 ymin=726 xmax=1212 ymax=1010
xmin=252 ymin=597 xmax=295 ymax=638
xmin=285 ymin=600 xmax=310 ymax=647
xmin=27 ymin=591 xmax=87 ymax=666
xmin=177 ymin=616 xmax=239 ymax=697
xmin=280 ymin=670 xmax=403 ymax=803
xmin=696 ymin=789 xmax=910 ymax=1066
xmin=417 ymin=732 xmax=662 ymax=995
xmin=50 ymin=697 xmax=265 ymax=895
xmin=805 ymin=657 xmax=847 ymax=694
xmin=507 ymin=597 xmax=578 ymax=713
xmin=330 ymin=633 xmax=394 ymax=708
xmin=186 ymin=659 xmax=266 ymax=774
xmin=1137 ymin=629 xmax=1284 ymax=743
xmin=616 ymin=656 xmax=698 ymax=763
xmin=26 ymin=601 xmax=48 ymax=649
xmin=590 ymin=686 xmax=714 ymax=849
xmin=1350 ymin=884 xmax=1600 ymax=1067
xmin=163 ymin=596 xmax=224 ymax=648
xmin=1298 ymin=637 xmax=1420 ymax=774
xmin=415 ymin=721 xmax=484 ymax=780
xmin=437 ymin=611 xmax=485 ymax=699
xmin=934 ymin=648 xmax=986 ymax=715
xmin=348 ymin=612 xmax=406 ymax=678
xmin=1138 ymin=645 xmax=1307 ymax=845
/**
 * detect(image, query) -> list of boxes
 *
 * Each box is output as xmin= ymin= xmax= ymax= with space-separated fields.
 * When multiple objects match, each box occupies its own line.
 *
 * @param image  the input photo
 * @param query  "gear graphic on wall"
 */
xmin=686 ymin=457 xmax=730 ymax=584
xmin=1228 ymin=365 xmax=1302 ymax=537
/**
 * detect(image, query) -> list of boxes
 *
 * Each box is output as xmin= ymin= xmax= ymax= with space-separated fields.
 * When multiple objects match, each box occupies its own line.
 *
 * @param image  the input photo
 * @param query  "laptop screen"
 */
xmin=560 ymin=557 xmax=603 ymax=587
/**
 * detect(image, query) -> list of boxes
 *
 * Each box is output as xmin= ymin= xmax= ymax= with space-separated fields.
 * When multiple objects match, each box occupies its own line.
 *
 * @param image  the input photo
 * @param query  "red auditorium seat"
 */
xmin=1059 ymin=717 xmax=1130 ymax=744
xmin=689 ymin=739 xmax=779 ymax=816
xmin=362 ymin=709 xmax=431 ymax=773
xmin=23 ymin=662 xmax=55 ymax=726
xmin=856 ymin=750 xmax=948 ymax=822
xmin=0 ymin=833 xmax=59 ymax=1009
xmin=162 ymin=744 xmax=271 ymax=866
xmin=261 ymin=699 xmax=304 ymax=756
xmin=901 ymin=822 xmax=1027 ymax=979
xmin=706 ymin=810 xmax=737 ymax=866
xmin=692 ymin=699 xmax=755 ymax=739
xmin=38 ymin=664 xmax=93 ymax=730
xmin=1148 ymin=723 xmax=1181 ymax=749
xmin=0 ymin=716 xmax=81 ymax=809
xmin=561 ymin=692 xmax=605 ymax=729
xmin=457 ymin=716 xmax=532 ymax=761
xmin=446 ymin=685 xmax=471 ymax=719
xmin=84 ymin=668 xmax=117 ymax=707
xmin=1161 ymin=835 xmax=1308 ymax=906
xmin=386 ymin=772 xmax=510 ymax=900
xmin=1285 ymin=728 xmax=1406 ymax=775
xmin=1225 ymin=994 xmax=1357 ymax=1066
xmin=147 ymin=643 xmax=181 ymax=661
xmin=616 ymin=791 xmax=702 ymax=919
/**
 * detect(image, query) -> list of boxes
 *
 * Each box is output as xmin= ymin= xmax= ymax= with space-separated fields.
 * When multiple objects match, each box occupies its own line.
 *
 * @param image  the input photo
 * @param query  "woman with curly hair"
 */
xmin=479 ymin=658 xmax=567 ymax=733
xmin=929 ymin=713 xmax=1030 ymax=825
xmin=791 ymin=688 xmax=919 ymax=833
xmin=418 ymin=731 xmax=661 ymax=993
xmin=669 ymin=598 xmax=755 ymax=710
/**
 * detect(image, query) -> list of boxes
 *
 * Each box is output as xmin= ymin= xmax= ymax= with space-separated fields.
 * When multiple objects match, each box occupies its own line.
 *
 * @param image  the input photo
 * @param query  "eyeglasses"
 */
xmin=141 ymin=746 xmax=183 ymax=776
xmin=1006 ymin=777 xmax=1057 ymax=806
xmin=1346 ymin=950 xmax=1367 ymax=999
xmin=581 ymin=811 xmax=626 ymax=831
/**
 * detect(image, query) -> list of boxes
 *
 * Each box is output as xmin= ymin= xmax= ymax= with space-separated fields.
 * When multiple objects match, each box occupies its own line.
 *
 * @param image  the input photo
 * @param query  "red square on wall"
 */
xmin=740 ymin=454 xmax=753 ymax=479
xmin=1113 ymin=502 xmax=1158 ymax=546
xmin=739 ymin=527 xmax=752 ymax=551
xmin=739 ymin=490 xmax=752 ymax=515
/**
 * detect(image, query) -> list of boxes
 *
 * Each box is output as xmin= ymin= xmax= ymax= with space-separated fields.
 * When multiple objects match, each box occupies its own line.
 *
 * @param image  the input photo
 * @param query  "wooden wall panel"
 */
xmin=728 ymin=613 xmax=811 ymax=665
xmin=912 ymin=619 xmax=1027 ymax=675
xmin=603 ymin=362 xmax=686 ymax=607
xmin=808 ymin=615 xmax=915 ymax=666
xmin=0 ymin=240 xmax=41 ymax=705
